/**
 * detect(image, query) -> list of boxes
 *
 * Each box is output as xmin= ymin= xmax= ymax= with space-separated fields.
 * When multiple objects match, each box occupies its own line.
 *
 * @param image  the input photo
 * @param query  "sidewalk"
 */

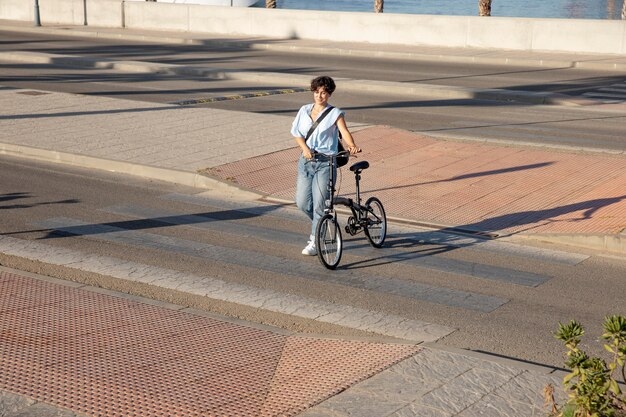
xmin=1 ymin=86 xmax=625 ymax=254
xmin=0 ymin=267 xmax=568 ymax=417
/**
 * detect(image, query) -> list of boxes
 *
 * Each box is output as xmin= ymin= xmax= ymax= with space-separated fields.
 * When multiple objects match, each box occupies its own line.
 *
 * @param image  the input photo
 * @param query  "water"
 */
xmin=254 ymin=0 xmax=625 ymax=20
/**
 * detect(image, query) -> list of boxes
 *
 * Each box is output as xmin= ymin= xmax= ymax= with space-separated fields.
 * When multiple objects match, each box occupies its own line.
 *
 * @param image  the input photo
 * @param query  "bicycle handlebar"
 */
xmin=308 ymin=149 xmax=360 ymax=162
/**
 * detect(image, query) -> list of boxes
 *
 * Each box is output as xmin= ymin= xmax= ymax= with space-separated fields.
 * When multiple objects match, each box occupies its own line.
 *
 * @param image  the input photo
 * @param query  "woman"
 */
xmin=291 ymin=76 xmax=360 ymax=256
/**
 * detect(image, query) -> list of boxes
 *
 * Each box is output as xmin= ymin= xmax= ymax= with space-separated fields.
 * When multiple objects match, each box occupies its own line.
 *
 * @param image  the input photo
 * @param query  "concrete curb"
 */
xmin=0 ymin=141 xmax=265 ymax=200
xmin=0 ymin=50 xmax=597 ymax=107
xmin=511 ymin=232 xmax=626 ymax=256
xmin=423 ymin=131 xmax=626 ymax=156
xmin=3 ymin=22 xmax=626 ymax=72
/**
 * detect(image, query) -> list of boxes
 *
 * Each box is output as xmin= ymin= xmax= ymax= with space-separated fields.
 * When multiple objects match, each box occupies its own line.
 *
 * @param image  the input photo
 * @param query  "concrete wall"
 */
xmin=1 ymin=0 xmax=625 ymax=55
xmin=0 ymin=0 xmax=32 ymax=21
xmin=86 ymin=0 xmax=124 ymax=28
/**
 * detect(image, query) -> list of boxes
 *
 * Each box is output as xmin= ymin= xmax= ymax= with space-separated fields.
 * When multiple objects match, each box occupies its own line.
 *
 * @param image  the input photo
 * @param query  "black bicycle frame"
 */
xmin=321 ymin=153 xmax=369 ymax=225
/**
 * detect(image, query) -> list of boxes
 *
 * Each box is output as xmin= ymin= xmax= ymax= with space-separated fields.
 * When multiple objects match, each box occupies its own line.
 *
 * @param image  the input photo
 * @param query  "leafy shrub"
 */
xmin=545 ymin=315 xmax=626 ymax=417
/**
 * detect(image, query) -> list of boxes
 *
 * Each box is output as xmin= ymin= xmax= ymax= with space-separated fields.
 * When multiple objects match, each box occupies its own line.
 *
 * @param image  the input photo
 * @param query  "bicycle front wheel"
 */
xmin=364 ymin=197 xmax=387 ymax=248
xmin=315 ymin=214 xmax=343 ymax=270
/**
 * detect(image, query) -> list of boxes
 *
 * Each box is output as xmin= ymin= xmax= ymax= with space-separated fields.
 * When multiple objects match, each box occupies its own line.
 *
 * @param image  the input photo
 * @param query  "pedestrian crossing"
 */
xmin=0 ymin=188 xmax=595 ymax=342
xmin=35 ymin=216 xmax=509 ymax=313
xmin=162 ymin=192 xmax=589 ymax=266
xmin=28 ymin=193 xmax=589 ymax=317
xmin=582 ymin=81 xmax=626 ymax=103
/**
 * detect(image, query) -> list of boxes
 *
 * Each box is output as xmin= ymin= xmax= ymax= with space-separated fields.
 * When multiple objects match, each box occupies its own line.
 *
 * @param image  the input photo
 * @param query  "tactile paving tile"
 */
xmin=0 ymin=271 xmax=420 ymax=417
xmin=209 ymin=126 xmax=626 ymax=236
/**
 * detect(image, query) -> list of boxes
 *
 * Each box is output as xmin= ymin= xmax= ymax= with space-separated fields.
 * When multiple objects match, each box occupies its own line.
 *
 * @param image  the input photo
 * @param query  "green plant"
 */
xmin=546 ymin=315 xmax=626 ymax=417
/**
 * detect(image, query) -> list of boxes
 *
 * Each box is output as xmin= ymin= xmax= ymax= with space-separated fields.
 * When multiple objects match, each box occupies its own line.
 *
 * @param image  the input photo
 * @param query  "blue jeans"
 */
xmin=295 ymin=155 xmax=336 ymax=238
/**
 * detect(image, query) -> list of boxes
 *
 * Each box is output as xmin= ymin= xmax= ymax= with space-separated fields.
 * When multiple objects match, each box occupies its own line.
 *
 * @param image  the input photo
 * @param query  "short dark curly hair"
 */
xmin=310 ymin=76 xmax=336 ymax=95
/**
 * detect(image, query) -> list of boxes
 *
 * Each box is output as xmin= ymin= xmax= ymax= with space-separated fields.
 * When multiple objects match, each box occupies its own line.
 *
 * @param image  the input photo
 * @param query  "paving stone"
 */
xmin=493 ymin=370 xmax=568 ymax=409
xmin=453 ymin=367 xmax=517 ymax=394
xmin=353 ymin=368 xmax=439 ymax=401
xmin=393 ymin=348 xmax=475 ymax=382
xmin=423 ymin=347 xmax=523 ymax=379
xmin=298 ymin=407 xmax=348 ymax=417
xmin=0 ymin=391 xmax=35 ymax=417
xmin=418 ymin=383 xmax=484 ymax=414
xmin=457 ymin=393 xmax=539 ymax=417
xmin=6 ymin=402 xmax=80 ymax=417
xmin=390 ymin=402 xmax=453 ymax=417
xmin=313 ymin=388 xmax=407 ymax=417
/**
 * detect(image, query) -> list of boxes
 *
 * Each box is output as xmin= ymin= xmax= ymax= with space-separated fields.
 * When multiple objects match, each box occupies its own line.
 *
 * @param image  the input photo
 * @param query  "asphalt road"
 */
xmin=1 ymin=29 xmax=625 ymax=152
xmin=1 ymin=29 xmax=625 ymax=94
xmin=2 ymin=156 xmax=625 ymax=369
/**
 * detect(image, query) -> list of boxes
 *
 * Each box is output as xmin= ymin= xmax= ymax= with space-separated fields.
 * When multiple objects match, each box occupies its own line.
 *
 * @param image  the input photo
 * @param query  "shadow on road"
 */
xmin=0 ymin=192 xmax=79 ymax=210
xmin=24 ymin=203 xmax=288 ymax=240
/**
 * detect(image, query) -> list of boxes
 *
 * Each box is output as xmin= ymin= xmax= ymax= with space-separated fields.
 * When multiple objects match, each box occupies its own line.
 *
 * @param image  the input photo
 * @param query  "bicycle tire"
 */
xmin=364 ymin=197 xmax=387 ymax=248
xmin=315 ymin=214 xmax=343 ymax=270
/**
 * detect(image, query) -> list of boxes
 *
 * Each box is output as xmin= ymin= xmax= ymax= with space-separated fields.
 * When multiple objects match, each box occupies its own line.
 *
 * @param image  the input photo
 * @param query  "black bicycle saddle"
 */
xmin=349 ymin=161 xmax=369 ymax=172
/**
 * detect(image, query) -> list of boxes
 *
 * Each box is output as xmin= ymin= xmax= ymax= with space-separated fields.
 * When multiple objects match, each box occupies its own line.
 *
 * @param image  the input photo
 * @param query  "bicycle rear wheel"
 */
xmin=315 ymin=214 xmax=343 ymax=270
xmin=364 ymin=197 xmax=386 ymax=248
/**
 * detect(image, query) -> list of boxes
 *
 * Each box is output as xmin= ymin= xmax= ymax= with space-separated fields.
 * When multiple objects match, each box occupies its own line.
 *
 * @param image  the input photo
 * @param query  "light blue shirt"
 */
xmin=291 ymin=104 xmax=344 ymax=155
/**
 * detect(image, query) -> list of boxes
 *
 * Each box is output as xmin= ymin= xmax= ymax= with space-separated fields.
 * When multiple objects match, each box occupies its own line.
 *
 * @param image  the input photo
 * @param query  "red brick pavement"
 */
xmin=210 ymin=126 xmax=626 ymax=237
xmin=0 ymin=271 xmax=420 ymax=417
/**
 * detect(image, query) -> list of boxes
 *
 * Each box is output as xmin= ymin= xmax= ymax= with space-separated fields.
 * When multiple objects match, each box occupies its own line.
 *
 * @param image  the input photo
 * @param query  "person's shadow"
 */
xmin=455 ymin=195 xmax=626 ymax=235
xmin=342 ymin=195 xmax=626 ymax=269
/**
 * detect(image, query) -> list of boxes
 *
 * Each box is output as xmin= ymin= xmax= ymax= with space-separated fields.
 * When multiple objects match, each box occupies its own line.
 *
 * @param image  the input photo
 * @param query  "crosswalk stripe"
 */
xmin=101 ymin=204 xmax=550 ymax=287
xmin=37 ymin=216 xmax=509 ymax=312
xmin=0 ymin=235 xmax=454 ymax=342
xmin=161 ymin=193 xmax=588 ymax=265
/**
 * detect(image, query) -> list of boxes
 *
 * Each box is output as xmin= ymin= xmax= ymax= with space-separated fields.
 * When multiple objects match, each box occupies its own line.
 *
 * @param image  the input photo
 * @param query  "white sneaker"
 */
xmin=301 ymin=240 xmax=317 ymax=256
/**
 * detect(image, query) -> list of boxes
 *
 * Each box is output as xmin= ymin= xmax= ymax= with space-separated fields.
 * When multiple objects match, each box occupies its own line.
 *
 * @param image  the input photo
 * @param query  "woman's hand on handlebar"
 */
xmin=348 ymin=145 xmax=361 ymax=155
xmin=302 ymin=147 xmax=314 ymax=160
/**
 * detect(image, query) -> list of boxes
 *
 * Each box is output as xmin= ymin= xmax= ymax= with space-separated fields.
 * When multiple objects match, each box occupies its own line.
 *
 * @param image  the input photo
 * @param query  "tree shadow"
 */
xmin=0 ymin=63 xmax=312 ymax=101
xmin=3 ymin=203 xmax=289 ymax=239
xmin=363 ymin=161 xmax=555 ymax=195
xmin=0 ymin=193 xmax=80 ymax=210
xmin=0 ymin=192 xmax=31 ymax=203
xmin=0 ymin=104 xmax=181 ymax=120
xmin=1 ymin=199 xmax=80 ymax=210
